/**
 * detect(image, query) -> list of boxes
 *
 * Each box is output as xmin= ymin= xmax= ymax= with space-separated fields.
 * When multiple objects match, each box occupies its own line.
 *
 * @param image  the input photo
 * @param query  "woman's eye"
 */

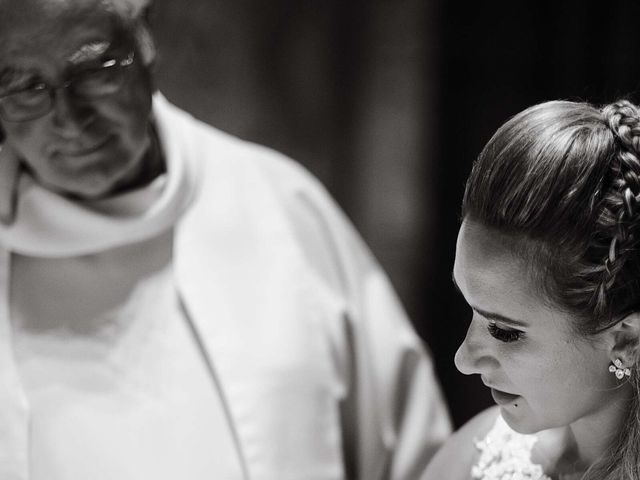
xmin=487 ymin=322 xmax=523 ymax=343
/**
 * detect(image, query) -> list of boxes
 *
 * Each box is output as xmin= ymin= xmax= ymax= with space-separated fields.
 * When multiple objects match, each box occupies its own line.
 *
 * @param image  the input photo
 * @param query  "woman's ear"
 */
xmin=0 ymin=143 xmax=21 ymax=225
xmin=607 ymin=313 xmax=640 ymax=367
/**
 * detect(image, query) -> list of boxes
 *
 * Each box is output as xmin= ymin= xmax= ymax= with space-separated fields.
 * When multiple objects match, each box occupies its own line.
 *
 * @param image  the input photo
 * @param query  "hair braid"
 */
xmin=590 ymin=101 xmax=640 ymax=318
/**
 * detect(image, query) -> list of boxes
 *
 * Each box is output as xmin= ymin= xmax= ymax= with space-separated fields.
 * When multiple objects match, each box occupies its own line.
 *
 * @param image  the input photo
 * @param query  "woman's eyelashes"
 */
xmin=487 ymin=321 xmax=523 ymax=343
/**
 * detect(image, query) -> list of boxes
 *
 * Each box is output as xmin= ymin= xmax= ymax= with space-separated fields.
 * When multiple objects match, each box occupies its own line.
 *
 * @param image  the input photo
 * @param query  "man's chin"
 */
xmin=50 ymin=155 xmax=151 ymax=199
xmin=38 ymin=168 xmax=135 ymax=200
xmin=43 ymin=180 xmax=117 ymax=201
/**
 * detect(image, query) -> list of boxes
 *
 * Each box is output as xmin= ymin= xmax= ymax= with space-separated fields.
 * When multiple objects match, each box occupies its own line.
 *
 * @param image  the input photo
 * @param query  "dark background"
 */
xmin=151 ymin=0 xmax=640 ymax=428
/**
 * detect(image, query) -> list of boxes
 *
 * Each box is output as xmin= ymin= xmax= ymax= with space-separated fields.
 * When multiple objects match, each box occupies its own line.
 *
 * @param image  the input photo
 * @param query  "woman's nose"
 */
xmin=454 ymin=318 xmax=494 ymax=376
xmin=454 ymin=335 xmax=476 ymax=375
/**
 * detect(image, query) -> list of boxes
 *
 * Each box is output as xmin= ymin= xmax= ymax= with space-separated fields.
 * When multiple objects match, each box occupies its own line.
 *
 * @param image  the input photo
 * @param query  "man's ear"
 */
xmin=607 ymin=312 xmax=640 ymax=367
xmin=0 ymin=143 xmax=22 ymax=225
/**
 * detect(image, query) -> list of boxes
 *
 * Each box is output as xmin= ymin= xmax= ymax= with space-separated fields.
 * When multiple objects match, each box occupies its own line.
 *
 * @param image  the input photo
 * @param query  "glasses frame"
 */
xmin=0 ymin=51 xmax=135 ymax=123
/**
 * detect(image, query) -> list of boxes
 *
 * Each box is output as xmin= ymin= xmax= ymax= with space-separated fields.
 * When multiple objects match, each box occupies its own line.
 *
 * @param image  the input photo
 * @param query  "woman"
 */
xmin=424 ymin=99 xmax=640 ymax=480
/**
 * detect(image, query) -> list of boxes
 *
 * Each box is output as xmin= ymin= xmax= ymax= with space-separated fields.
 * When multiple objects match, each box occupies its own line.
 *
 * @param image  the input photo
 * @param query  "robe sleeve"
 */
xmin=265 ymin=155 xmax=452 ymax=479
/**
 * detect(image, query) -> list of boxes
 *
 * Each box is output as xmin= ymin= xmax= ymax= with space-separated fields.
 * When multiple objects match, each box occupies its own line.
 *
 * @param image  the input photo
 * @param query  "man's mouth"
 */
xmin=54 ymin=135 xmax=113 ymax=157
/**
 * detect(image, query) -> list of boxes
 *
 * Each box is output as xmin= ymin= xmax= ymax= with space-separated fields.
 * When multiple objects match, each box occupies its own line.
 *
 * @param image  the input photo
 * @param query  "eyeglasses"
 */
xmin=0 ymin=51 xmax=135 ymax=122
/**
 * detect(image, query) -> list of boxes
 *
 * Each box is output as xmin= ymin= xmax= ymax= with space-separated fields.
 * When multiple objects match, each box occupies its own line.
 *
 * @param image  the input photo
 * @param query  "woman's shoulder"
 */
xmin=421 ymin=406 xmax=501 ymax=480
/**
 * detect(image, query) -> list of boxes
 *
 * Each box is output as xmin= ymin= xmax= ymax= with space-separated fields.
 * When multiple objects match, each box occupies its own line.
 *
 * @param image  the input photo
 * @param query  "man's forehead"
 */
xmin=0 ymin=40 xmax=105 ymax=87
xmin=0 ymin=1 xmax=112 ymax=42
xmin=0 ymin=21 xmax=115 ymax=63
xmin=0 ymin=0 xmax=133 ymax=59
xmin=0 ymin=0 xmax=150 ymax=14
xmin=0 ymin=25 xmax=119 ymax=87
xmin=0 ymin=0 xmax=149 ymax=41
xmin=0 ymin=0 xmax=150 ymax=75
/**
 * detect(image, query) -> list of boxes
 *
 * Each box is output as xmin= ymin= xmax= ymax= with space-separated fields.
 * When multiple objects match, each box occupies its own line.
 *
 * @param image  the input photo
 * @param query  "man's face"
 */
xmin=0 ymin=0 xmax=154 ymax=199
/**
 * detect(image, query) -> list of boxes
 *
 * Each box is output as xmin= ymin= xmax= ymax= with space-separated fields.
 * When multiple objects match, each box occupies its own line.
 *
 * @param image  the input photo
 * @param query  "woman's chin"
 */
xmin=498 ymin=403 xmax=544 ymax=435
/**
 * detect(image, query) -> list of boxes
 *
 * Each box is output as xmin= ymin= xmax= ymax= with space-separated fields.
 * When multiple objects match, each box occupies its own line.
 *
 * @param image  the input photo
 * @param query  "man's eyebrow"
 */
xmin=0 ymin=68 xmax=36 ymax=93
xmin=451 ymin=271 xmax=529 ymax=328
xmin=68 ymin=41 xmax=111 ymax=65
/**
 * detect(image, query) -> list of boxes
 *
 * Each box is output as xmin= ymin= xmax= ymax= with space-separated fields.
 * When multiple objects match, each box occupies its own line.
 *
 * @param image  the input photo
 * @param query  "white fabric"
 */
xmin=0 ymin=249 xmax=29 ymax=480
xmin=0 ymin=122 xmax=201 ymax=257
xmin=0 ymin=96 xmax=203 ymax=480
xmin=12 ymin=233 xmax=244 ymax=480
xmin=165 ymin=96 xmax=452 ymax=478
xmin=0 ymin=94 xmax=452 ymax=479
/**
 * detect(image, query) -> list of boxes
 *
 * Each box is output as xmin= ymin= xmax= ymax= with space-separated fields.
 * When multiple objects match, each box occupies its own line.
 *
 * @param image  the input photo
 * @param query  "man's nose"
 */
xmin=454 ymin=317 xmax=496 ymax=376
xmin=50 ymin=89 xmax=95 ymax=137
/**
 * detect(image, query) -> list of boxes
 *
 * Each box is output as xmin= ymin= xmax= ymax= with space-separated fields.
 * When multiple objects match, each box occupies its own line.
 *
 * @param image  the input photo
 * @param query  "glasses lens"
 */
xmin=73 ymin=66 xmax=123 ymax=98
xmin=0 ymin=88 xmax=50 ymax=122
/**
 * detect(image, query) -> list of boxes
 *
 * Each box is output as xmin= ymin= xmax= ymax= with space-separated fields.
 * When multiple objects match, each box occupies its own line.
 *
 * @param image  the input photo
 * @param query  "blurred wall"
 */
xmin=151 ymin=0 xmax=640 ymax=428
xmin=151 ymin=2 xmax=438 ymax=332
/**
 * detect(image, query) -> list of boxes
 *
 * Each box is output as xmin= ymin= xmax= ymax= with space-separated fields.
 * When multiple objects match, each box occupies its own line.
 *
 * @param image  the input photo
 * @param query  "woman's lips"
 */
xmin=490 ymin=388 xmax=520 ymax=405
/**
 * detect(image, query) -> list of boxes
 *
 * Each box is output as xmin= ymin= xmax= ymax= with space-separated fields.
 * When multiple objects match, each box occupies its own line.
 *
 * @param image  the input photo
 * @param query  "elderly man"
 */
xmin=0 ymin=0 xmax=451 ymax=479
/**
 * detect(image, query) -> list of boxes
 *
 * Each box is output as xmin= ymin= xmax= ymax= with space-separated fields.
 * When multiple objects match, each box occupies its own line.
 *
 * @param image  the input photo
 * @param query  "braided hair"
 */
xmin=463 ymin=99 xmax=640 ymax=331
xmin=594 ymin=101 xmax=640 ymax=318
xmin=462 ymin=99 xmax=640 ymax=479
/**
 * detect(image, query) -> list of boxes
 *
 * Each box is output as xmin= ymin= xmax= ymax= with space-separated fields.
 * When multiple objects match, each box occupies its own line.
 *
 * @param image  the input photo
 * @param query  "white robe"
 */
xmin=2 ymin=94 xmax=452 ymax=479
xmin=163 ymin=95 xmax=451 ymax=478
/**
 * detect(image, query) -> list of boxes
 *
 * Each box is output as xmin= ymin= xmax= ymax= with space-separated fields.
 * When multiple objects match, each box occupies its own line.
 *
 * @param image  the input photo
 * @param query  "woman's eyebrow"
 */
xmin=472 ymin=307 xmax=529 ymax=328
xmin=451 ymin=271 xmax=529 ymax=328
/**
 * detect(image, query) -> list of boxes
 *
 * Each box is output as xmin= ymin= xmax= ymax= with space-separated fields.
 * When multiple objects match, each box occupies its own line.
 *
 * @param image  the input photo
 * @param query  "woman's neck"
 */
xmin=534 ymin=385 xmax=631 ymax=478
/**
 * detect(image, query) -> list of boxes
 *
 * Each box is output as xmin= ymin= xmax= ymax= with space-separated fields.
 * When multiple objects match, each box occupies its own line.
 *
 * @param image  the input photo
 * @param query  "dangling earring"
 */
xmin=609 ymin=358 xmax=631 ymax=380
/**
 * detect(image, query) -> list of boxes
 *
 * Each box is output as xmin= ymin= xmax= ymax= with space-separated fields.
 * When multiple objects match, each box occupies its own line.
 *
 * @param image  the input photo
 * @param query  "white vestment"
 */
xmin=0 ymin=94 xmax=451 ymax=479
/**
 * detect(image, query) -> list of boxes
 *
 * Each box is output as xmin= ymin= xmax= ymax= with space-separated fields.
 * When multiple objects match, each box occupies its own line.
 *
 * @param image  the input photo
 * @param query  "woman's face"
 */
xmin=453 ymin=219 xmax=625 ymax=434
